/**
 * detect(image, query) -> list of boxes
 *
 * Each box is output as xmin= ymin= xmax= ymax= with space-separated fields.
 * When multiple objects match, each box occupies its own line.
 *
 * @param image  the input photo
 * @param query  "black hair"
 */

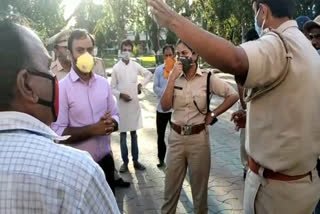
xmin=252 ymin=0 xmax=295 ymax=18
xmin=162 ymin=44 xmax=175 ymax=54
xmin=68 ymin=29 xmax=95 ymax=53
xmin=0 ymin=20 xmax=27 ymax=109
xmin=120 ymin=39 xmax=134 ymax=51
xmin=245 ymin=29 xmax=259 ymax=42
xmin=176 ymin=39 xmax=193 ymax=52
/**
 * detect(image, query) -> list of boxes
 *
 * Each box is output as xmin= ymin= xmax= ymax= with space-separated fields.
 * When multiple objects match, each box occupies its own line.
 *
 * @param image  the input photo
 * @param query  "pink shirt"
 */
xmin=51 ymin=68 xmax=119 ymax=162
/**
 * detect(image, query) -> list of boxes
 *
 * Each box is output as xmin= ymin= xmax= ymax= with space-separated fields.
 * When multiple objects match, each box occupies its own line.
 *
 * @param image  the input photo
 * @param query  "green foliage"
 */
xmin=2 ymin=0 xmax=319 ymax=49
xmin=0 ymin=0 xmax=65 ymax=40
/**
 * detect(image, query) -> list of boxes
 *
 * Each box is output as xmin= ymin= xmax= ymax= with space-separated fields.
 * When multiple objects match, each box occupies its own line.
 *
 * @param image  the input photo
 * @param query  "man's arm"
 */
xmin=153 ymin=66 xmax=163 ymax=97
xmin=106 ymin=81 xmax=120 ymax=131
xmin=110 ymin=66 xmax=121 ymax=99
xmin=137 ymin=63 xmax=153 ymax=87
xmin=61 ymin=125 xmax=96 ymax=144
xmin=205 ymin=74 xmax=239 ymax=124
xmin=147 ymin=0 xmax=249 ymax=78
xmin=111 ymin=65 xmax=132 ymax=102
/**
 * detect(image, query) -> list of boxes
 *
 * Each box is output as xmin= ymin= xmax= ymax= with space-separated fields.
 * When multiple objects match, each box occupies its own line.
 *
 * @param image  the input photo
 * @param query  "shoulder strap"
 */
xmin=244 ymin=29 xmax=293 ymax=102
xmin=207 ymin=71 xmax=212 ymax=112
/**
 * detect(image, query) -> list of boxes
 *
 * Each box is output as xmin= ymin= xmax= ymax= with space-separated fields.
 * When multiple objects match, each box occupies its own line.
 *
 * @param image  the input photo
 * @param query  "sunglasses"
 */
xmin=309 ymin=33 xmax=320 ymax=40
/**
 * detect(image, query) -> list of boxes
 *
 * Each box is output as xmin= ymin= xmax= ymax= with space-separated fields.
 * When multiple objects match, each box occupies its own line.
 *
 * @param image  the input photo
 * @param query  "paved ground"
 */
xmin=110 ymin=73 xmax=244 ymax=214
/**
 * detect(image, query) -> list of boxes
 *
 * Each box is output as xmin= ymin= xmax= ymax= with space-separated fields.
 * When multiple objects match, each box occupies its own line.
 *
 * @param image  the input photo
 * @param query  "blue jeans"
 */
xmin=120 ymin=131 xmax=139 ymax=164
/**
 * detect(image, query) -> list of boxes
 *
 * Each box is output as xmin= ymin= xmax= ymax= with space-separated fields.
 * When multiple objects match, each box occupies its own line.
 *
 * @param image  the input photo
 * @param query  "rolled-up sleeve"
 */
xmin=51 ymin=81 xmax=69 ymax=136
xmin=240 ymin=33 xmax=286 ymax=89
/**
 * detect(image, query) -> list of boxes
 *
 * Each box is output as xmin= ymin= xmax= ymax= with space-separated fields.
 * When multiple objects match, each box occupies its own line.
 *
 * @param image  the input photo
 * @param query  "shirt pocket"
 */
xmin=173 ymin=86 xmax=187 ymax=110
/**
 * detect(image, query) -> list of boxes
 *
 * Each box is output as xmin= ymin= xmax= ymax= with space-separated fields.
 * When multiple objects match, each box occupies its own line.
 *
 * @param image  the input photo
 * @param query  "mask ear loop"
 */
xmin=258 ymin=5 xmax=266 ymax=34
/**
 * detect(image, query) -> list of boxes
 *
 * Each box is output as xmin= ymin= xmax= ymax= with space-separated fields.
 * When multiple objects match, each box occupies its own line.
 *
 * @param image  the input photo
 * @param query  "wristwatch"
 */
xmin=210 ymin=112 xmax=218 ymax=125
xmin=211 ymin=112 xmax=215 ymax=118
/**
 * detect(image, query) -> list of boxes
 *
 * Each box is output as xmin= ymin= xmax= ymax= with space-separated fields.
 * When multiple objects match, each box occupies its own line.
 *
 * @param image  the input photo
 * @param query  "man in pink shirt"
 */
xmin=51 ymin=29 xmax=119 ymax=193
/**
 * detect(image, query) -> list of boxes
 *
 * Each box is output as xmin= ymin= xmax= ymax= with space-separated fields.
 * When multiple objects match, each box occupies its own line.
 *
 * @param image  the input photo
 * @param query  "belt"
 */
xmin=170 ymin=122 xmax=206 ymax=136
xmin=248 ymin=156 xmax=312 ymax=181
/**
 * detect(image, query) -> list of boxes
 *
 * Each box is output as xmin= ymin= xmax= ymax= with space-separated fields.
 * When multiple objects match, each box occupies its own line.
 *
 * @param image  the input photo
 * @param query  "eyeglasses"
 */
xmin=309 ymin=33 xmax=320 ymax=40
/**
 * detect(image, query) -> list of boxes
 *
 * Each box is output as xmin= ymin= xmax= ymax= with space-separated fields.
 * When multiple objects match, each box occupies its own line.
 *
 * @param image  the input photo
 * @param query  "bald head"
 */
xmin=0 ymin=20 xmax=55 ymax=125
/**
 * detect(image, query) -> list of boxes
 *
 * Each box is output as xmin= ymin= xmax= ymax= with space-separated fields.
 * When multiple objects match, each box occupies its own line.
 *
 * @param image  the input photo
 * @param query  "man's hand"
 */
xmin=231 ymin=110 xmax=246 ymax=131
xmin=137 ymin=83 xmax=142 ymax=95
xmin=146 ymin=0 xmax=177 ymax=28
xmin=102 ymin=112 xmax=117 ymax=135
xmin=120 ymin=93 xmax=132 ymax=102
xmin=91 ymin=112 xmax=117 ymax=136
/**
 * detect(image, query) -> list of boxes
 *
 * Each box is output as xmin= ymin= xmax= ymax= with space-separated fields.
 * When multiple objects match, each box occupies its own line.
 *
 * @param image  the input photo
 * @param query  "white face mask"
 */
xmin=254 ymin=8 xmax=266 ymax=37
xmin=121 ymin=51 xmax=132 ymax=61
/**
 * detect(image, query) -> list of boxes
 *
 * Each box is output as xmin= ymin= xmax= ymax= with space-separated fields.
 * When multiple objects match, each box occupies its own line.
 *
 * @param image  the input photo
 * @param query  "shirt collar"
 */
xmin=274 ymin=20 xmax=298 ymax=33
xmin=69 ymin=67 xmax=96 ymax=83
xmin=179 ymin=67 xmax=203 ymax=78
xmin=120 ymin=59 xmax=131 ymax=66
xmin=0 ymin=111 xmax=69 ymax=141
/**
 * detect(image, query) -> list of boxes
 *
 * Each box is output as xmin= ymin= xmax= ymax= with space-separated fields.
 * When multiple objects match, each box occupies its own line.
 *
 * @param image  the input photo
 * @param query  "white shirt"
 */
xmin=111 ymin=60 xmax=153 ymax=132
xmin=0 ymin=111 xmax=120 ymax=214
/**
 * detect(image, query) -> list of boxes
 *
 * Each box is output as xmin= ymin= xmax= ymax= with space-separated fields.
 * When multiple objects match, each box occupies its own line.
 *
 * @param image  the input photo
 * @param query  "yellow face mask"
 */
xmin=76 ymin=52 xmax=94 ymax=73
xmin=164 ymin=57 xmax=175 ymax=79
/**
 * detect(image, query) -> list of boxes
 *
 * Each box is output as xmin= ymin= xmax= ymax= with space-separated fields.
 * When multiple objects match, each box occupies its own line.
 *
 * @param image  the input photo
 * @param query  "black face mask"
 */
xmin=27 ymin=69 xmax=59 ymax=122
xmin=178 ymin=56 xmax=193 ymax=73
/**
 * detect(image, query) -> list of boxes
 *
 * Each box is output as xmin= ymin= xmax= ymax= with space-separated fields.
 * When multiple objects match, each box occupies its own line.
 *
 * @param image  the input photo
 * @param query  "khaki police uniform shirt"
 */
xmin=240 ymin=20 xmax=320 ymax=175
xmin=93 ymin=57 xmax=107 ymax=78
xmin=50 ymin=59 xmax=70 ymax=81
xmin=171 ymin=69 xmax=237 ymax=126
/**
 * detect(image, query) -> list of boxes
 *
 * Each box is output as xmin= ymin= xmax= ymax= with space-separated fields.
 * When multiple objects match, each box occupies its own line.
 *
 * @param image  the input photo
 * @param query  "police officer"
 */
xmin=147 ymin=0 xmax=320 ymax=213
xmin=50 ymin=30 xmax=71 ymax=80
xmin=160 ymin=40 xmax=238 ymax=214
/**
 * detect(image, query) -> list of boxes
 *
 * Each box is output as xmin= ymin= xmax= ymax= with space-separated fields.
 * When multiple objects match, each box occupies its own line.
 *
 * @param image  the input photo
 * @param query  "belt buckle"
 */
xmin=183 ymin=125 xmax=192 ymax=135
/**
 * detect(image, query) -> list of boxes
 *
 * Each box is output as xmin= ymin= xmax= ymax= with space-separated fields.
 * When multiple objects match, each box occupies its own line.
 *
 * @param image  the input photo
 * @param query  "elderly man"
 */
xmin=0 ymin=20 xmax=119 ymax=213
xmin=147 ymin=0 xmax=320 ymax=213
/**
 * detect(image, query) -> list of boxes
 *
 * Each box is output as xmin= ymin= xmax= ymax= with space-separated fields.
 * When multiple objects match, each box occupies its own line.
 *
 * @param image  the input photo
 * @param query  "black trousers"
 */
xmin=97 ymin=153 xmax=115 ymax=194
xmin=156 ymin=111 xmax=172 ymax=162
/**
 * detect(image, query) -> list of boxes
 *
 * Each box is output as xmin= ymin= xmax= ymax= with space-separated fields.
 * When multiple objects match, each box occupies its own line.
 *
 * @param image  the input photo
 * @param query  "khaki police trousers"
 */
xmin=244 ymin=169 xmax=320 ymax=214
xmin=161 ymin=128 xmax=210 ymax=214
